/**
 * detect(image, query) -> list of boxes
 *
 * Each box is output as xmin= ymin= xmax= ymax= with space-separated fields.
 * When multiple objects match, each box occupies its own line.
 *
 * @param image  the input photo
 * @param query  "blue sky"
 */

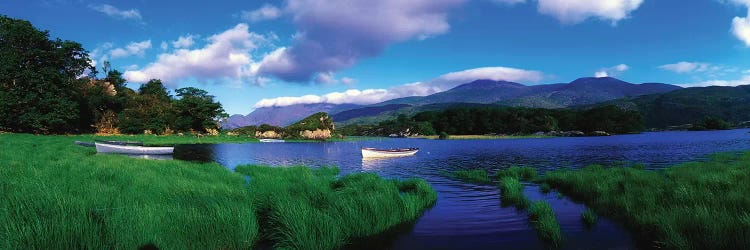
xmin=3 ymin=0 xmax=750 ymax=114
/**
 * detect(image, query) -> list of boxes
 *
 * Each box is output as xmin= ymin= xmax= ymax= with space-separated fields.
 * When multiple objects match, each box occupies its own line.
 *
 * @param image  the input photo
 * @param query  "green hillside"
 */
xmin=600 ymin=85 xmax=750 ymax=128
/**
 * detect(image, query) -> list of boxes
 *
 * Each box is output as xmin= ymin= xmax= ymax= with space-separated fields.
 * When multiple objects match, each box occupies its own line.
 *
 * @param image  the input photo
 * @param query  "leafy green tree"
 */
xmin=0 ymin=16 xmax=92 ymax=133
xmin=118 ymin=79 xmax=174 ymax=134
xmin=173 ymin=87 xmax=227 ymax=132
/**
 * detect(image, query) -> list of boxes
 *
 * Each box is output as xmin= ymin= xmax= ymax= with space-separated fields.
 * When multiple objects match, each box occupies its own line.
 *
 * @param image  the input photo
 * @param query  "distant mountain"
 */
xmin=595 ymin=85 xmax=750 ymax=128
xmin=228 ymin=77 xmax=682 ymax=127
xmin=223 ymin=103 xmax=360 ymax=129
xmin=331 ymin=104 xmax=411 ymax=122
xmin=498 ymin=77 xmax=682 ymax=108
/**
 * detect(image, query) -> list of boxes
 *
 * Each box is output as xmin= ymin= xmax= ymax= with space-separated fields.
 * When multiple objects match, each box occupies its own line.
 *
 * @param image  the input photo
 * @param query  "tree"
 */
xmin=173 ymin=87 xmax=227 ymax=132
xmin=0 ymin=16 xmax=92 ymax=133
xmin=118 ymin=79 xmax=174 ymax=134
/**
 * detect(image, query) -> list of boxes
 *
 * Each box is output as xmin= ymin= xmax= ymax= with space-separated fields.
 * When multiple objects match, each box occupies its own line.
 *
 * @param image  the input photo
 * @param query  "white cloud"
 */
xmin=241 ymin=4 xmax=282 ymax=22
xmin=537 ymin=0 xmax=644 ymax=24
xmin=160 ymin=41 xmax=168 ymax=50
xmin=257 ymin=0 xmax=464 ymax=82
xmin=659 ymin=61 xmax=712 ymax=74
xmin=594 ymin=71 xmax=609 ymax=78
xmin=172 ymin=35 xmax=196 ymax=49
xmin=89 ymin=4 xmax=142 ymax=21
xmin=109 ymin=40 xmax=152 ymax=59
xmin=253 ymin=66 xmax=544 ymax=108
xmin=732 ymin=10 xmax=750 ymax=46
xmin=490 ymin=0 xmax=526 ymax=4
xmin=124 ymin=24 xmax=271 ymax=86
xmin=594 ymin=63 xmax=629 ymax=78
xmin=680 ymin=75 xmax=750 ymax=87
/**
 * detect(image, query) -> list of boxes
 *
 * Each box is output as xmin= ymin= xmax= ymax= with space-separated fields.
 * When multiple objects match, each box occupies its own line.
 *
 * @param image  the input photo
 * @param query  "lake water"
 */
xmin=175 ymin=129 xmax=750 ymax=249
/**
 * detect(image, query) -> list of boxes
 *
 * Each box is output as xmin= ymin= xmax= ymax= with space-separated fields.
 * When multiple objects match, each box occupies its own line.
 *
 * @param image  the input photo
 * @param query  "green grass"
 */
xmin=446 ymin=169 xmax=492 ymax=184
xmin=540 ymin=183 xmax=552 ymax=193
xmin=581 ymin=208 xmax=598 ymax=227
xmin=541 ymin=152 xmax=750 ymax=249
xmin=236 ymin=165 xmax=436 ymax=249
xmin=499 ymin=177 xmax=529 ymax=209
xmin=0 ymin=134 xmax=258 ymax=249
xmin=528 ymin=201 xmax=563 ymax=247
xmin=0 ymin=133 xmax=437 ymax=249
xmin=495 ymin=166 xmax=538 ymax=181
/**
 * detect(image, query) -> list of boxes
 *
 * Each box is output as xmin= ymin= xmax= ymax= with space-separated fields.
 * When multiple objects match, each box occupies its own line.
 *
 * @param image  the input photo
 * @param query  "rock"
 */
xmin=590 ymin=131 xmax=610 ymax=136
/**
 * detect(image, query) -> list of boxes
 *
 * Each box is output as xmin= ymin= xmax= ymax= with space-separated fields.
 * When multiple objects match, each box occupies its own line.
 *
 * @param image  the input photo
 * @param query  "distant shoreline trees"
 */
xmin=0 ymin=15 xmax=226 ymax=135
xmin=340 ymin=106 xmax=645 ymax=136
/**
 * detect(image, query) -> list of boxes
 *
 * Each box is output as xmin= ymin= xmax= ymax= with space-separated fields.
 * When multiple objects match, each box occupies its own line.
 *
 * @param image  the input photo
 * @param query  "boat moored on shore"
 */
xmin=361 ymin=147 xmax=419 ymax=158
xmin=95 ymin=142 xmax=174 ymax=155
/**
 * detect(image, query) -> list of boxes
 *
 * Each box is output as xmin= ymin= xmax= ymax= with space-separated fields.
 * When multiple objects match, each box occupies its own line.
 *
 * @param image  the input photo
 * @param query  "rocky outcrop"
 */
xmin=256 ymin=130 xmax=283 ymax=139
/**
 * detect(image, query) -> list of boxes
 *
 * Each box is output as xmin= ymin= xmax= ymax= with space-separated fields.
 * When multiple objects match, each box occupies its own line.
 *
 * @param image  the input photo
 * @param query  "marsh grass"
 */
xmin=499 ymin=177 xmax=528 ymax=209
xmin=581 ymin=208 xmax=598 ymax=228
xmin=540 ymin=183 xmax=552 ymax=193
xmin=0 ymin=134 xmax=258 ymax=249
xmin=542 ymin=152 xmax=750 ymax=249
xmin=446 ymin=169 xmax=492 ymax=184
xmin=0 ymin=133 xmax=437 ymax=249
xmin=495 ymin=166 xmax=538 ymax=181
xmin=235 ymin=165 xmax=437 ymax=249
xmin=528 ymin=201 xmax=563 ymax=247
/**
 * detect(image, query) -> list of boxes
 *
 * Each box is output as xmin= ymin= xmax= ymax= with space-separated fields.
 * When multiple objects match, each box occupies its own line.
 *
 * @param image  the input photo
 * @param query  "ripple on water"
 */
xmin=175 ymin=129 xmax=750 ymax=249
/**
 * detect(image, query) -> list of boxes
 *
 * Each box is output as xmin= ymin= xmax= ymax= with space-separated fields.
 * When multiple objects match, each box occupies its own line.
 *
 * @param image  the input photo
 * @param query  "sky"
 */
xmin=3 ymin=0 xmax=750 ymax=115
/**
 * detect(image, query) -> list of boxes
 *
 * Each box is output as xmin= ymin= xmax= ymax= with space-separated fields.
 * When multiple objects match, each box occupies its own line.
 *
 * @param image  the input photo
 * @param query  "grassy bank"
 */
xmin=541 ymin=152 xmax=750 ymax=249
xmin=0 ymin=133 xmax=437 ymax=249
xmin=414 ymin=134 xmax=553 ymax=140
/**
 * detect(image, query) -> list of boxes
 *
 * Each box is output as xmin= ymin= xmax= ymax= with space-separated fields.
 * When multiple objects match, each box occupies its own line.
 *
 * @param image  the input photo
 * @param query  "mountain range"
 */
xmin=224 ymin=77 xmax=682 ymax=128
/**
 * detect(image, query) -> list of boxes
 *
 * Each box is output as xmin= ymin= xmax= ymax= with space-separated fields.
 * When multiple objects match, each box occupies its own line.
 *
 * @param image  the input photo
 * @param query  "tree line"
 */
xmin=0 ymin=16 xmax=226 ymax=134
xmin=340 ymin=106 xmax=645 ymax=136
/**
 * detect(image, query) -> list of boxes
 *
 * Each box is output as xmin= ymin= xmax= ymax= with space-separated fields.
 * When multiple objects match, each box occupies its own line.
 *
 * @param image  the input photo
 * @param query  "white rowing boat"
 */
xmin=361 ymin=147 xmax=419 ymax=158
xmin=95 ymin=142 xmax=174 ymax=155
xmin=259 ymin=139 xmax=285 ymax=143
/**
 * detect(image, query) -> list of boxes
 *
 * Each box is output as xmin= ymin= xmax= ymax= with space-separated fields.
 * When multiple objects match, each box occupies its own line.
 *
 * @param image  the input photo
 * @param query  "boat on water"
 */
xmin=259 ymin=139 xmax=285 ymax=143
xmin=95 ymin=142 xmax=174 ymax=155
xmin=361 ymin=147 xmax=419 ymax=158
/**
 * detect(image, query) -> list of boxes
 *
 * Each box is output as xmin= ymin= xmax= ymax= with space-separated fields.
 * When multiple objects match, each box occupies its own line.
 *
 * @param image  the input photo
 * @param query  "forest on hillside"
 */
xmin=339 ymin=106 xmax=645 ymax=136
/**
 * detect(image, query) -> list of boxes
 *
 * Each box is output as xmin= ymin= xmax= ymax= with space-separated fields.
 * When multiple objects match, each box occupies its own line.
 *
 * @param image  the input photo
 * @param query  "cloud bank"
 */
xmin=680 ymin=75 xmax=750 ymax=87
xmin=253 ymin=66 xmax=543 ymax=108
xmin=256 ymin=0 xmax=465 ymax=82
xmin=124 ymin=24 xmax=271 ymax=86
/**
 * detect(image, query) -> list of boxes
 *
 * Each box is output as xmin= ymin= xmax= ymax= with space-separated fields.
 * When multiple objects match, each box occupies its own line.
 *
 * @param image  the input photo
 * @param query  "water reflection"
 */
xmin=172 ymin=129 xmax=750 ymax=249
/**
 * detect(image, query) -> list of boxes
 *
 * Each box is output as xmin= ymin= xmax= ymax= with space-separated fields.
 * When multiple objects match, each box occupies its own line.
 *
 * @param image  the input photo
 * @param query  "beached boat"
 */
xmin=95 ymin=142 xmax=174 ymax=155
xmin=361 ymin=147 xmax=419 ymax=158
xmin=259 ymin=139 xmax=285 ymax=143
xmin=94 ymin=139 xmax=144 ymax=146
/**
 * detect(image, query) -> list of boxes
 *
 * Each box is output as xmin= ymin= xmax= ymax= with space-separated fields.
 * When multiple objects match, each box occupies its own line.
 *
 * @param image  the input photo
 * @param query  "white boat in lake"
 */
xmin=361 ymin=147 xmax=419 ymax=158
xmin=95 ymin=142 xmax=174 ymax=155
xmin=259 ymin=139 xmax=285 ymax=143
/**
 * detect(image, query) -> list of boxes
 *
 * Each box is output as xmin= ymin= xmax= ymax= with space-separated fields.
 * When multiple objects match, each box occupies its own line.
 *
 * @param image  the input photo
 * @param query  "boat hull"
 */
xmin=259 ymin=139 xmax=285 ymax=143
xmin=95 ymin=143 xmax=174 ymax=155
xmin=361 ymin=148 xmax=418 ymax=158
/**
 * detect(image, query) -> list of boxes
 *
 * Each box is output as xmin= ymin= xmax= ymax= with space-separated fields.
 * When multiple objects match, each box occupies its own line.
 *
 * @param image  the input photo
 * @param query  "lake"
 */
xmin=175 ymin=129 xmax=750 ymax=249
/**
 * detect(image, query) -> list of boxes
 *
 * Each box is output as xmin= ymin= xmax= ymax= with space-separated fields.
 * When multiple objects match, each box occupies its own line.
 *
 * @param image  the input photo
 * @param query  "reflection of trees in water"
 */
xmin=173 ymin=145 xmax=215 ymax=162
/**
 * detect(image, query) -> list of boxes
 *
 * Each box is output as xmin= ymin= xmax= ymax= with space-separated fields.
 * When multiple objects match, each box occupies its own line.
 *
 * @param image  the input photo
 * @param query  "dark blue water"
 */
xmin=175 ymin=129 xmax=750 ymax=249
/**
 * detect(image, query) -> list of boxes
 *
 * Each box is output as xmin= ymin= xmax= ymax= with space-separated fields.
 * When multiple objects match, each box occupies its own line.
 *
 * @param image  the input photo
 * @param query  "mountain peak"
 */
xmin=452 ymin=79 xmax=526 ymax=91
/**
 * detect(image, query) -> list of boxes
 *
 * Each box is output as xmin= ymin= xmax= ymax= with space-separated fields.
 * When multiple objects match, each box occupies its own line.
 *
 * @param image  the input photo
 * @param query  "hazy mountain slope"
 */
xmin=223 ymin=103 xmax=361 ymax=128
